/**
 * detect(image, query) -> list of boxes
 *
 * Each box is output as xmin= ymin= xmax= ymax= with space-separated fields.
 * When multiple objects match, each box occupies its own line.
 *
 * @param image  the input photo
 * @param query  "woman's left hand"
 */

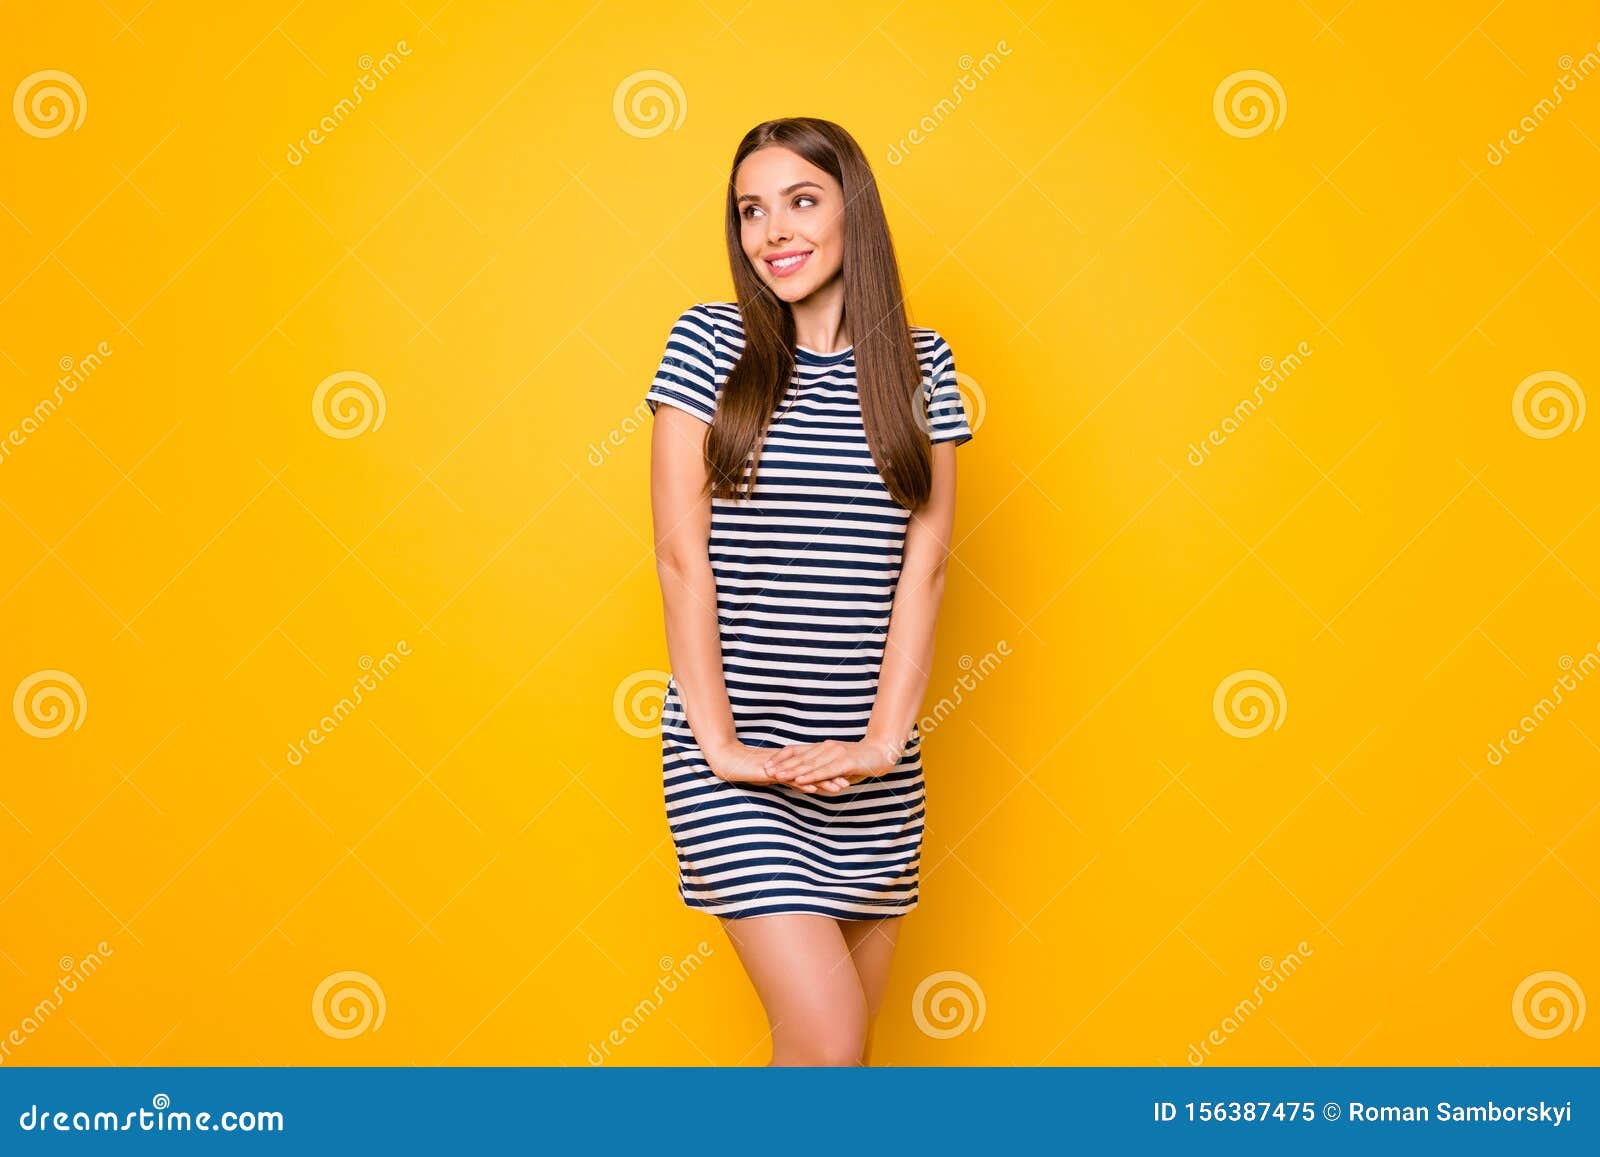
xmin=763 ymin=738 xmax=901 ymax=794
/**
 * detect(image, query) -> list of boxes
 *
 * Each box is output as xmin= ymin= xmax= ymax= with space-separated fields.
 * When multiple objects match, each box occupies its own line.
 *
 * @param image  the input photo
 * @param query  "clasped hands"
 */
xmin=705 ymin=736 xmax=903 ymax=794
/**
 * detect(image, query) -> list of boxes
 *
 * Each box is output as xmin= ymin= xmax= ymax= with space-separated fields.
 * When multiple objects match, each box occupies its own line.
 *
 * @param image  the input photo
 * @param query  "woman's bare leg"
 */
xmin=719 ymin=913 xmax=868 ymax=1066
xmin=839 ymin=916 xmax=903 ymax=1065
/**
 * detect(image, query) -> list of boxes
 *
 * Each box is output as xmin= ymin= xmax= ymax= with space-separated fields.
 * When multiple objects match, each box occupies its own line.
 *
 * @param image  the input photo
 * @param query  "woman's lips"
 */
xmin=765 ymin=250 xmax=813 ymax=278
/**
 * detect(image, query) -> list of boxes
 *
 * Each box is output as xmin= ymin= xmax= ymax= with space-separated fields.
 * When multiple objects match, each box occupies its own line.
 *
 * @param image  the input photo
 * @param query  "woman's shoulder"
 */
xmin=909 ymin=323 xmax=953 ymax=377
xmin=665 ymin=301 xmax=744 ymax=367
xmin=672 ymin=300 xmax=743 ymax=340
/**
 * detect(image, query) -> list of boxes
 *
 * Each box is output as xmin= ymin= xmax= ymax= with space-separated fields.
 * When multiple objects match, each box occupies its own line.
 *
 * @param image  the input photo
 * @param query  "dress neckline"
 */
xmin=794 ymin=342 xmax=854 ymax=365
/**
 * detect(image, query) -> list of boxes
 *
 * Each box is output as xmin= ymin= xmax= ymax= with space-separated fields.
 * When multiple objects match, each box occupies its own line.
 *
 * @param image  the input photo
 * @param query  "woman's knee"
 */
xmin=775 ymin=1024 xmax=867 ymax=1066
xmin=774 ymin=994 xmax=869 ymax=1066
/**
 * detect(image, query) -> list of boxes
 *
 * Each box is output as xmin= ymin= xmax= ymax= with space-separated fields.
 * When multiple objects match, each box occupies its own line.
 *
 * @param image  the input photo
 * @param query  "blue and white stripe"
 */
xmin=646 ymin=300 xmax=974 ymax=920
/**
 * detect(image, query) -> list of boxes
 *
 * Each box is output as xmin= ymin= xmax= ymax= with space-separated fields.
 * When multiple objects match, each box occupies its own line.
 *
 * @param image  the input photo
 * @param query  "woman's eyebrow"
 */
xmin=736 ymin=180 xmax=823 ymax=204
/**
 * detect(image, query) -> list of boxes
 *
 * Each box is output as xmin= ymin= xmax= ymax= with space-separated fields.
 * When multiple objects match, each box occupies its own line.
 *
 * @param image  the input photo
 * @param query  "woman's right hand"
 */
xmin=702 ymin=741 xmax=822 ymax=792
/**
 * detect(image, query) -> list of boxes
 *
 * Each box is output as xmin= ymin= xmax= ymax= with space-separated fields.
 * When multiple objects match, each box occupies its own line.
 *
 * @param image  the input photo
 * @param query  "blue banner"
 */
xmin=2 ymin=1066 xmax=1595 ymax=1152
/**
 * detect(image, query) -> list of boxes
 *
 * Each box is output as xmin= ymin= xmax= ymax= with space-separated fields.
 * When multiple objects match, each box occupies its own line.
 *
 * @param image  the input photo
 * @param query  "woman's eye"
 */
xmin=743 ymin=195 xmax=817 ymax=220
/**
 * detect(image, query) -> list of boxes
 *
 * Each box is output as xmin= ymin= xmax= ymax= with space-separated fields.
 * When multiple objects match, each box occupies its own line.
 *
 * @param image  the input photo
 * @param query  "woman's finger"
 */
xmin=788 ymin=760 xmax=844 ymax=784
xmin=780 ymin=751 xmax=836 ymax=778
xmin=761 ymin=748 xmax=803 ymax=775
xmin=786 ymin=764 xmax=831 ymax=782
xmin=764 ymin=744 xmax=811 ymax=767
xmin=764 ymin=750 xmax=814 ymax=781
xmin=792 ymin=750 xmax=867 ymax=783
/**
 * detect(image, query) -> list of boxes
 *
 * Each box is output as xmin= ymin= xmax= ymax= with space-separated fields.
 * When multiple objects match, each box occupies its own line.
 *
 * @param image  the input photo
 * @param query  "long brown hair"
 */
xmin=704 ymin=117 xmax=933 ymax=510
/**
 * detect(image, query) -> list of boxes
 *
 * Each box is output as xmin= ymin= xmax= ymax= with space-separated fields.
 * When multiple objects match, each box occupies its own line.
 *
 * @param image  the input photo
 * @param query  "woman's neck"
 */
xmin=789 ymin=280 xmax=849 ymax=352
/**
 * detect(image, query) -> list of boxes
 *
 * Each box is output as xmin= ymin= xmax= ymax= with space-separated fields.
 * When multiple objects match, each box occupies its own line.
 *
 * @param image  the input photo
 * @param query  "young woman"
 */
xmin=645 ymin=117 xmax=975 ymax=1066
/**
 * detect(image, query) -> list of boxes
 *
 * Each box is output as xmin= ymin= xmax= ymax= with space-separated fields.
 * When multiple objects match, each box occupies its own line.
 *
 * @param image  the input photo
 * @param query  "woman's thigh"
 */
xmin=719 ymin=913 xmax=867 ymax=1064
xmin=839 ymin=915 xmax=904 ymax=1019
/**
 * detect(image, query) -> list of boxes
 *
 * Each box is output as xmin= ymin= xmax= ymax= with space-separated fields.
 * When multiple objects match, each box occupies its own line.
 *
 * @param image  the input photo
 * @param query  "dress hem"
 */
xmin=681 ymin=896 xmax=917 ymax=922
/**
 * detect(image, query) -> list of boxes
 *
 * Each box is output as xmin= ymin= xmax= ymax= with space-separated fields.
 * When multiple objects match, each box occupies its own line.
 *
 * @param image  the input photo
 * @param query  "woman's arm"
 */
xmin=862 ymin=438 xmax=959 ymax=761
xmin=769 ymin=439 xmax=960 ymax=790
xmin=650 ymin=405 xmax=732 ymax=748
xmin=650 ymin=405 xmax=815 ymax=788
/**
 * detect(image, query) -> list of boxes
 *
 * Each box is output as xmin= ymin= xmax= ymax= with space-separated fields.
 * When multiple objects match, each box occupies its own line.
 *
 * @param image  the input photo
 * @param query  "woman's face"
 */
xmin=735 ymin=146 xmax=845 ymax=303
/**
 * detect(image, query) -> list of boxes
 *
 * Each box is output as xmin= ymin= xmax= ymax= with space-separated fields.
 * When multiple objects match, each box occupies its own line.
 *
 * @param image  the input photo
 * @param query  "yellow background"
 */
xmin=2 ymin=0 xmax=1597 ymax=1065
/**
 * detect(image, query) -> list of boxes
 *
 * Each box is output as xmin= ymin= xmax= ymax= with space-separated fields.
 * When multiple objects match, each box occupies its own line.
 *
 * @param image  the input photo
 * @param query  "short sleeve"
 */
xmin=646 ymin=304 xmax=720 ymax=425
xmin=924 ymin=332 xmax=974 ymax=446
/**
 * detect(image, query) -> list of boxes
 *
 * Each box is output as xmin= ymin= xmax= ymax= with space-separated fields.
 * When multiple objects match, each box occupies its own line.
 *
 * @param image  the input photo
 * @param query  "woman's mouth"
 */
xmin=765 ymin=250 xmax=813 ymax=278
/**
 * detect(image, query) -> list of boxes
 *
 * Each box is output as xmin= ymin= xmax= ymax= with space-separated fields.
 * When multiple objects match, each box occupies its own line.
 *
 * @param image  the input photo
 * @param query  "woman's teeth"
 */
xmin=767 ymin=251 xmax=812 ymax=276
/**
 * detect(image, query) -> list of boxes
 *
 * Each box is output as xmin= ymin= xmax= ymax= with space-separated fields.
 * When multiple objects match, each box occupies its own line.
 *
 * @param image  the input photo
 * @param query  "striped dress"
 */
xmin=646 ymin=300 xmax=974 ymax=920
